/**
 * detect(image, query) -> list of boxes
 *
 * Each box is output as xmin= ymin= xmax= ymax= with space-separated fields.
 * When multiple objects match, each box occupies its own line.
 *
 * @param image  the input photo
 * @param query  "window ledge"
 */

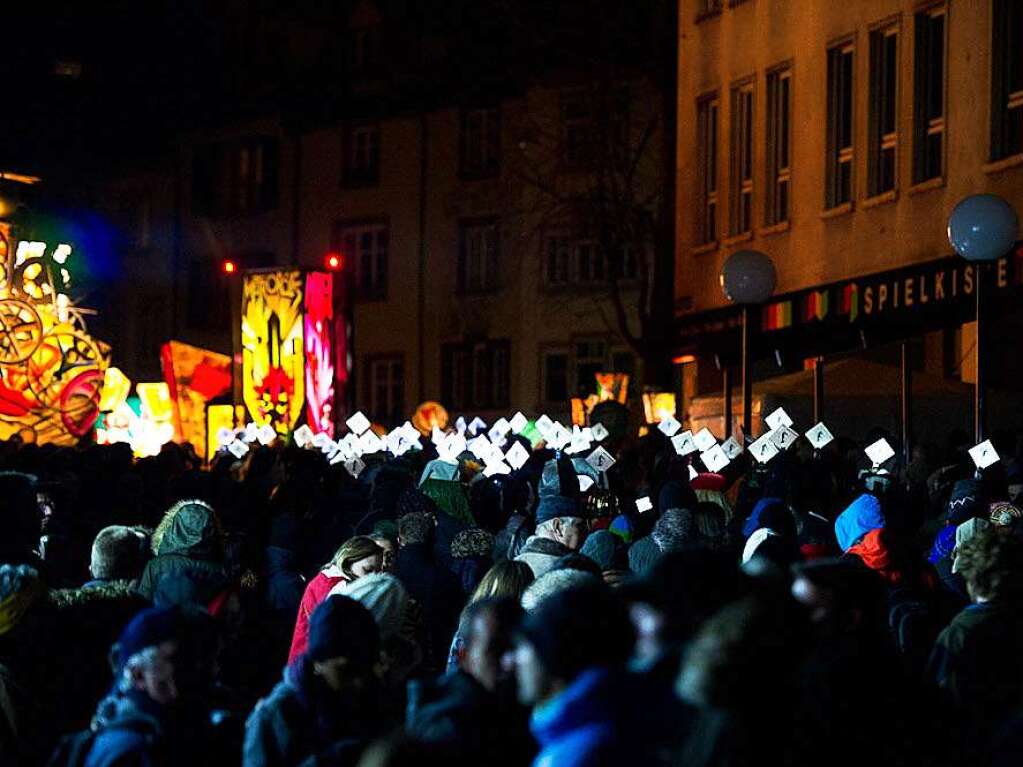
xmin=983 ymin=154 xmax=1023 ymax=175
xmin=721 ymin=231 xmax=753 ymax=247
xmin=758 ymin=221 xmax=790 ymax=237
xmin=820 ymin=202 xmax=854 ymax=220
xmin=691 ymin=241 xmax=719 ymax=256
xmin=862 ymin=189 xmax=898 ymax=209
xmin=908 ymin=177 xmax=945 ymax=195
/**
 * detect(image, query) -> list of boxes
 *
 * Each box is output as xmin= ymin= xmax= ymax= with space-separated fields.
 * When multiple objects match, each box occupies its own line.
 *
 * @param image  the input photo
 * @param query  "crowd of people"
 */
xmin=2 ymin=417 xmax=1023 ymax=766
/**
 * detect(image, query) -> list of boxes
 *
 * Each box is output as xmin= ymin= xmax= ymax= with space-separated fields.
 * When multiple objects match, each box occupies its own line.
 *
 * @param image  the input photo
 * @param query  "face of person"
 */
xmin=461 ymin=610 xmax=511 ymax=693
xmin=350 ymin=553 xmax=383 ymax=579
xmin=313 ymin=655 xmax=372 ymax=696
xmin=373 ymin=539 xmax=396 ymax=571
xmin=508 ymin=639 xmax=554 ymax=707
xmin=556 ymin=518 xmax=588 ymax=551
xmin=132 ymin=640 xmax=181 ymax=706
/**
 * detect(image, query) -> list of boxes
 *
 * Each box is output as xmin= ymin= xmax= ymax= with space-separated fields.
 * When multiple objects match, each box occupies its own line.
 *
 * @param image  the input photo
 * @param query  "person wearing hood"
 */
xmin=0 ymin=471 xmax=45 ymax=571
xmin=509 ymin=581 xmax=644 ymax=767
xmin=392 ymin=512 xmax=462 ymax=674
xmin=407 ymin=597 xmax=535 ymax=767
xmin=515 ymin=459 xmax=589 ymax=578
xmin=288 ymin=537 xmax=383 ymax=664
xmin=245 ymin=596 xmax=387 ymax=767
xmin=84 ymin=526 xmax=150 ymax=590
xmin=833 ymin=493 xmax=885 ymax=552
xmin=137 ymin=500 xmax=231 ymax=609
xmin=629 ymin=508 xmax=702 ymax=575
xmin=60 ymin=605 xmax=232 ymax=767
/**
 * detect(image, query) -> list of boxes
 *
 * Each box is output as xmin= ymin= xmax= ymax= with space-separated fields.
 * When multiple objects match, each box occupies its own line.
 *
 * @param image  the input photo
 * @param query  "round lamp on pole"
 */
xmin=947 ymin=194 xmax=1019 ymax=443
xmin=720 ymin=250 xmax=776 ymax=441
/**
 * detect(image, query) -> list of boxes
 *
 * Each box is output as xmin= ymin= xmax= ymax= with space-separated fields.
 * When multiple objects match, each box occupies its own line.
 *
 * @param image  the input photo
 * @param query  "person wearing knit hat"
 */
xmin=511 ymin=582 xmax=638 ymax=767
xmin=608 ymin=515 xmax=634 ymax=545
xmin=66 ymin=605 xmax=226 ymax=767
xmin=450 ymin=528 xmax=495 ymax=596
xmin=580 ymin=529 xmax=624 ymax=572
xmin=244 ymin=596 xmax=385 ymax=767
xmin=515 ymin=459 xmax=589 ymax=579
xmin=945 ymin=479 xmax=988 ymax=526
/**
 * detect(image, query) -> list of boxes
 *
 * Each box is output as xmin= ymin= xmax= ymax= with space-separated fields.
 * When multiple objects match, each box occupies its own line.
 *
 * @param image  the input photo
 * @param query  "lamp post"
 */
xmin=720 ymin=250 xmax=777 ymax=440
xmin=947 ymin=194 xmax=1018 ymax=443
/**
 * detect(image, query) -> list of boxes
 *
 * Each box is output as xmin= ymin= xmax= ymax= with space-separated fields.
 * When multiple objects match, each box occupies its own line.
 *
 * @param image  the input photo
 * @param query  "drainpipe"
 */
xmin=417 ymin=111 xmax=428 ymax=403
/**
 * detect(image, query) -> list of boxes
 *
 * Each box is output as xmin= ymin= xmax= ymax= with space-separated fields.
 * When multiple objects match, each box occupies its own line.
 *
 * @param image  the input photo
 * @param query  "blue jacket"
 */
xmin=530 ymin=668 xmax=649 ymax=767
xmin=742 ymin=497 xmax=784 ymax=539
xmin=834 ymin=494 xmax=884 ymax=552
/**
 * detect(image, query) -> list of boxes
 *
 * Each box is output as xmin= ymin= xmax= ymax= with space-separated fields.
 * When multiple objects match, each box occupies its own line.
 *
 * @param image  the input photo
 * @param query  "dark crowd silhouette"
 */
xmin=2 ymin=421 xmax=1023 ymax=767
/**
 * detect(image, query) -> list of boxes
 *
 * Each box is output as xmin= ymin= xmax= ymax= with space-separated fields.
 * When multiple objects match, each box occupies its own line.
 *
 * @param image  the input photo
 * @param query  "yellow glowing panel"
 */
xmin=137 ymin=383 xmax=174 ymax=423
xmin=595 ymin=372 xmax=629 ymax=404
xmin=242 ymin=271 xmax=305 ymax=435
xmin=99 ymin=367 xmax=131 ymax=412
xmin=206 ymin=404 xmax=236 ymax=463
xmin=642 ymin=392 xmax=677 ymax=424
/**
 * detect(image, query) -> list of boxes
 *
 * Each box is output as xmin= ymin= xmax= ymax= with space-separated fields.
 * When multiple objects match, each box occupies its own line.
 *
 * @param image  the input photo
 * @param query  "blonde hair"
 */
xmin=469 ymin=560 xmax=535 ymax=605
xmin=327 ymin=536 xmax=383 ymax=581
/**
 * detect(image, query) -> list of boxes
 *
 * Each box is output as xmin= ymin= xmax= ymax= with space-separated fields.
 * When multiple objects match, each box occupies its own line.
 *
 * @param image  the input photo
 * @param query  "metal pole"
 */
xmin=975 ymin=264 xmax=985 ymax=443
xmin=741 ymin=305 xmax=752 ymax=439
xmin=901 ymin=341 xmax=913 ymax=466
xmin=723 ymin=366 xmax=733 ymax=440
xmin=813 ymin=356 xmax=824 ymax=424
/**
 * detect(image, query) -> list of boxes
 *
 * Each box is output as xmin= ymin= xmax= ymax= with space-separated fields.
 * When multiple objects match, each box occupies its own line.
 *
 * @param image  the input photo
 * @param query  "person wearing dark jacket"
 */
xmin=137 ymin=500 xmax=230 ymax=609
xmin=393 ymin=512 xmax=463 ymax=674
xmin=509 ymin=581 xmax=644 ymax=767
xmin=59 ymin=605 xmax=232 ymax=767
xmin=244 ymin=595 xmax=387 ymax=767
xmin=407 ymin=598 xmax=534 ymax=767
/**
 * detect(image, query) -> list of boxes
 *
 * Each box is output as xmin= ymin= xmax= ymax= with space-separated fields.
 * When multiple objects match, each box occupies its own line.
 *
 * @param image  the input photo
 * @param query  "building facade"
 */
xmin=674 ymin=0 xmax=1023 ymax=442
xmin=97 ymin=1 xmax=673 ymax=429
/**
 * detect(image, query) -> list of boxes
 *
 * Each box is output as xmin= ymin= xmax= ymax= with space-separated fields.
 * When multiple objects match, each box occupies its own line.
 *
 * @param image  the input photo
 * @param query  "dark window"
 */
xmin=442 ymin=340 xmax=511 ymax=410
xmin=562 ymin=89 xmax=594 ymax=167
xmin=365 ymin=356 xmax=404 ymax=425
xmin=868 ymin=26 xmax=899 ymax=195
xmin=458 ymin=220 xmax=500 ymax=293
xmin=766 ymin=66 xmax=792 ymax=224
xmin=991 ymin=0 xmax=1023 ymax=160
xmin=913 ymin=6 xmax=946 ymax=182
xmin=696 ymin=94 xmax=719 ymax=243
xmin=343 ymin=125 xmax=380 ymax=187
xmin=340 ymin=222 xmax=388 ymax=300
xmin=192 ymin=144 xmax=219 ymax=216
xmin=191 ymin=138 xmax=278 ymax=217
xmin=730 ymin=81 xmax=754 ymax=235
xmin=349 ymin=25 xmax=382 ymax=76
xmin=186 ymin=258 xmax=229 ymax=330
xmin=543 ymin=352 xmax=569 ymax=402
xmin=544 ymin=234 xmax=572 ymax=286
xmin=826 ymin=41 xmax=855 ymax=208
xmin=460 ymin=107 xmax=500 ymax=178
xmin=574 ymin=339 xmax=608 ymax=397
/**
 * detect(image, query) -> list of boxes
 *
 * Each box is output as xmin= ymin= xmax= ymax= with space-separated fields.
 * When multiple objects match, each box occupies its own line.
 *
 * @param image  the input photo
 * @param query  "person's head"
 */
xmin=954 ymin=526 xmax=1023 ymax=603
xmin=652 ymin=508 xmax=701 ymax=553
xmin=306 ymin=595 xmax=381 ymax=695
xmin=470 ymin=560 xmax=535 ymax=604
xmin=520 ymin=568 xmax=601 ymax=611
xmin=115 ymin=606 xmax=217 ymax=708
xmin=328 ymin=536 xmax=384 ymax=582
xmin=339 ymin=573 xmax=409 ymax=641
xmin=535 ymin=516 xmax=588 ymax=551
xmin=458 ymin=597 xmax=523 ymax=693
xmin=509 ymin=582 xmax=633 ymax=707
xmin=370 ymin=535 xmax=397 ymax=572
xmin=791 ymin=559 xmax=885 ymax=636
xmin=451 ymin=528 xmax=495 ymax=560
xmin=0 ymin=564 xmax=43 ymax=638
xmin=397 ymin=511 xmax=435 ymax=547
xmin=90 ymin=525 xmax=149 ymax=582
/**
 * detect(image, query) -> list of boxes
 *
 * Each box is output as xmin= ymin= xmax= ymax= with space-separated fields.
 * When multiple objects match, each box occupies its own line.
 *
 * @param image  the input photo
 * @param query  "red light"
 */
xmin=325 ymin=253 xmax=342 ymax=271
xmin=222 ymin=260 xmax=237 ymax=275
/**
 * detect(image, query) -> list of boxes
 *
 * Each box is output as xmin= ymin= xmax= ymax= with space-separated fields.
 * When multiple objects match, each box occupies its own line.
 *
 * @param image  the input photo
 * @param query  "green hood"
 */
xmin=152 ymin=500 xmax=222 ymax=560
xmin=421 ymin=479 xmax=473 ymax=525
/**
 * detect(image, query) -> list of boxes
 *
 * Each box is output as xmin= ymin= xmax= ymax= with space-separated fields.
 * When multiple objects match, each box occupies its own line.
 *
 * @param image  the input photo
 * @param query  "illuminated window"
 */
xmin=442 ymin=340 xmax=511 ymax=410
xmin=340 ymin=222 xmax=389 ymax=300
xmin=766 ymin=65 xmax=792 ymax=225
xmin=729 ymin=79 xmax=754 ymax=235
xmin=365 ymin=356 xmax=404 ymax=424
xmin=913 ymin=6 xmax=946 ymax=183
xmin=458 ymin=219 xmax=500 ymax=293
xmin=343 ymin=124 xmax=380 ymax=187
xmin=696 ymin=94 xmax=719 ymax=243
xmin=868 ymin=24 xmax=899 ymax=196
xmin=991 ymin=0 xmax=1023 ymax=160
xmin=461 ymin=107 xmax=500 ymax=178
xmin=826 ymin=40 xmax=855 ymax=208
